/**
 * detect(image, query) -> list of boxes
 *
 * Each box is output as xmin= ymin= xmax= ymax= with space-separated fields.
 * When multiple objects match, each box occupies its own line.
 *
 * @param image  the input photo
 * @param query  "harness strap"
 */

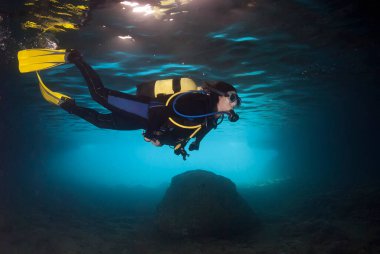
xmin=172 ymin=78 xmax=181 ymax=93
xmin=165 ymin=91 xmax=204 ymax=152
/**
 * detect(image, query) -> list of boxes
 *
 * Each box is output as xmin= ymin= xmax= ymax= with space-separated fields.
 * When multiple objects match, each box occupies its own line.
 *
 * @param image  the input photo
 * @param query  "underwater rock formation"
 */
xmin=155 ymin=170 xmax=259 ymax=238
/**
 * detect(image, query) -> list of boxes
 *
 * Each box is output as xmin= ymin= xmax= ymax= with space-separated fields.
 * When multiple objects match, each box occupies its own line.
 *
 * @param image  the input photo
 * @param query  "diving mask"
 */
xmin=226 ymin=91 xmax=241 ymax=107
xmin=204 ymin=84 xmax=242 ymax=107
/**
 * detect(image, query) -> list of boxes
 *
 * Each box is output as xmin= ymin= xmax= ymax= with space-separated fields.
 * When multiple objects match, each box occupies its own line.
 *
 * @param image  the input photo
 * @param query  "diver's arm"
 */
xmin=189 ymin=119 xmax=216 ymax=151
xmin=188 ymin=126 xmax=211 ymax=151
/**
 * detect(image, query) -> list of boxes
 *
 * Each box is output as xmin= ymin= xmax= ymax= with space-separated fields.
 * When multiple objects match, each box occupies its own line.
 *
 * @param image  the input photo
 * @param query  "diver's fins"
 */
xmin=18 ymin=48 xmax=67 ymax=73
xmin=36 ymin=72 xmax=71 ymax=105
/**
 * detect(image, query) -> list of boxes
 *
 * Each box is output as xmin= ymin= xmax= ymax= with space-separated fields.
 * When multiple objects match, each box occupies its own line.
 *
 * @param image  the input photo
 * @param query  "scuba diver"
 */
xmin=17 ymin=49 xmax=241 ymax=160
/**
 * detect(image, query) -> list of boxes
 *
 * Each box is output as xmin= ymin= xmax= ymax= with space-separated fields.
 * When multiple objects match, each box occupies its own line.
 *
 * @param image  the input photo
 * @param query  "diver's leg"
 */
xmin=60 ymin=98 xmax=143 ymax=130
xmin=67 ymin=51 xmax=110 ymax=107
xmin=66 ymin=50 xmax=151 ymax=129
xmin=67 ymin=51 xmax=150 ymax=116
xmin=72 ymin=107 xmax=118 ymax=129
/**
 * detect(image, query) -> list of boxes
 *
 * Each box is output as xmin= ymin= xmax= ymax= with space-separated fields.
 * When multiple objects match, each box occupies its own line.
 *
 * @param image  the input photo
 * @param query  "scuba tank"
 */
xmin=136 ymin=78 xmax=198 ymax=100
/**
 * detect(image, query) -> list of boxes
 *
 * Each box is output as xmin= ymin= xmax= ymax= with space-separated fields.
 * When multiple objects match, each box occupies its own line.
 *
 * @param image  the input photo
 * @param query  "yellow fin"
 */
xmin=36 ymin=72 xmax=71 ymax=105
xmin=18 ymin=49 xmax=67 ymax=73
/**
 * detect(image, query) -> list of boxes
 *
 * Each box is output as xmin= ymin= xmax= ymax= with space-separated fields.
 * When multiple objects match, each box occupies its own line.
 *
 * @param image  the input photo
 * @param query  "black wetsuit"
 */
xmin=154 ymin=92 xmax=219 ymax=147
xmin=62 ymin=56 xmax=219 ymax=153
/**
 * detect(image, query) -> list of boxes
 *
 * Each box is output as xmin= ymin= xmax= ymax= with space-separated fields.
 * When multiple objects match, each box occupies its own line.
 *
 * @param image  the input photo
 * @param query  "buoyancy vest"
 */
xmin=136 ymin=78 xmax=209 ymax=155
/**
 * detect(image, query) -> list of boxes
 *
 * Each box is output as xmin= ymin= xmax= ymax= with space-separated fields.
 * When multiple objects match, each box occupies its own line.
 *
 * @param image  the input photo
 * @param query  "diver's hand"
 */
xmin=150 ymin=139 xmax=162 ymax=147
xmin=143 ymin=136 xmax=162 ymax=147
xmin=189 ymin=141 xmax=199 ymax=151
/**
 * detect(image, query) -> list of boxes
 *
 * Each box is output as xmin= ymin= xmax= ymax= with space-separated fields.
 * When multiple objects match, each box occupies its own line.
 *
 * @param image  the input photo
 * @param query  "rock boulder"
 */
xmin=155 ymin=170 xmax=259 ymax=238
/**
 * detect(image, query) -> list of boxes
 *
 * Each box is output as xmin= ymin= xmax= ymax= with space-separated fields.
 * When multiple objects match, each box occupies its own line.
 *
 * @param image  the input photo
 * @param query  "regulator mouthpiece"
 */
xmin=228 ymin=110 xmax=239 ymax=122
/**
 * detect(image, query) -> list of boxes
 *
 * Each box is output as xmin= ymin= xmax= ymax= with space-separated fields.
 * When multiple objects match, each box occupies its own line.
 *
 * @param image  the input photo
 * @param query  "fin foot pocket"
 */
xmin=36 ymin=72 xmax=72 ymax=106
xmin=65 ymin=49 xmax=82 ymax=63
xmin=59 ymin=97 xmax=76 ymax=113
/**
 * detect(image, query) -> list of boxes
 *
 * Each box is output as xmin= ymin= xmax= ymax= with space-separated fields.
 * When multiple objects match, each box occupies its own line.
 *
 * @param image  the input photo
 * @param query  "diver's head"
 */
xmin=204 ymin=81 xmax=241 ymax=112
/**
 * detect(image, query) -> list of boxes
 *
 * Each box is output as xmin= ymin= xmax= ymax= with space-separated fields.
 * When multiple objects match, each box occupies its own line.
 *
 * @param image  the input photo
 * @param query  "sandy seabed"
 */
xmin=1 ymin=181 xmax=379 ymax=254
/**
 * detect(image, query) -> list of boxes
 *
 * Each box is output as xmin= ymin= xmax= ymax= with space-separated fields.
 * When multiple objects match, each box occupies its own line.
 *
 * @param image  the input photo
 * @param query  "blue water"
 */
xmin=1 ymin=0 xmax=378 ymax=188
xmin=0 ymin=1 xmax=379 ymax=252
xmin=1 ymin=1 xmax=379 ymax=190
